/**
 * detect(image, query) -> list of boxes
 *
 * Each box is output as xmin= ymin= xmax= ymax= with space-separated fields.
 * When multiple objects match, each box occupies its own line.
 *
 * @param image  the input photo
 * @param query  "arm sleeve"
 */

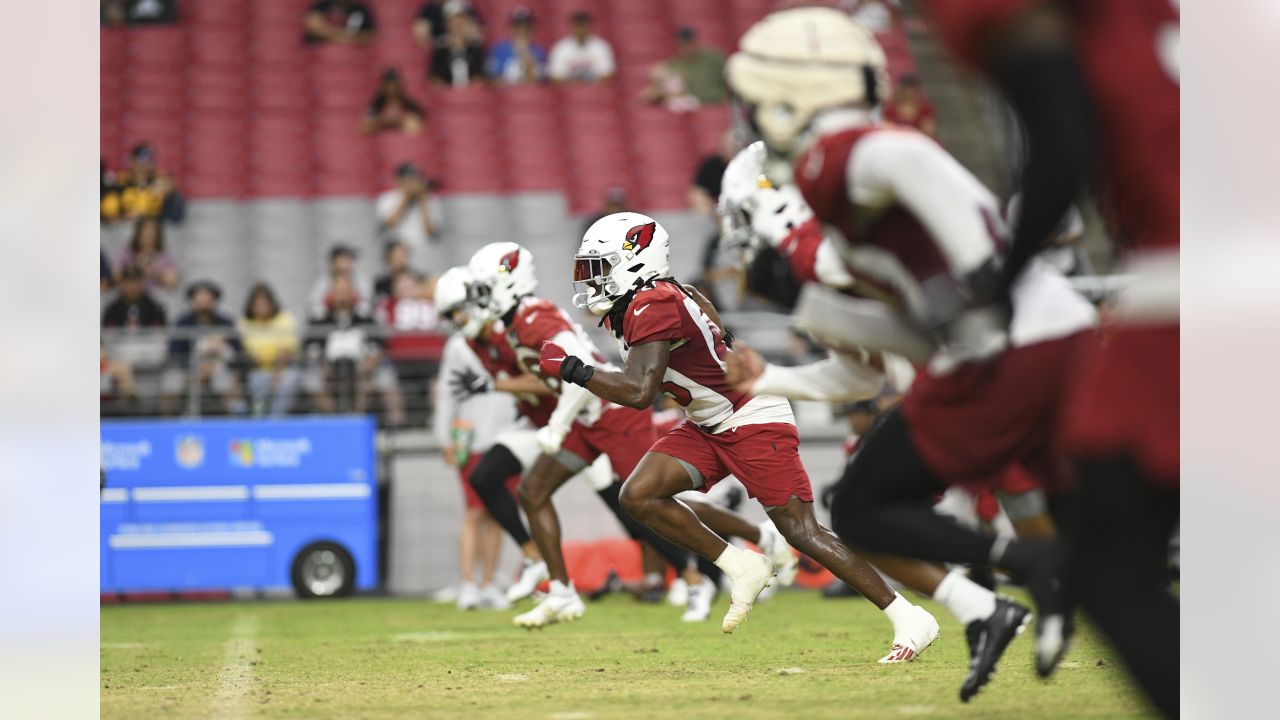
xmin=749 ymin=350 xmax=886 ymax=403
xmin=598 ymin=40 xmax=616 ymax=75
xmin=544 ymin=329 xmax=597 ymax=433
xmin=849 ymin=130 xmax=1001 ymax=277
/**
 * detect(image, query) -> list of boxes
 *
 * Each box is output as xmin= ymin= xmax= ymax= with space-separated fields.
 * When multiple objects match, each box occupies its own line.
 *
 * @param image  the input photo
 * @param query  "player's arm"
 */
xmin=725 ymin=344 xmax=886 ymax=402
xmin=494 ymin=373 xmax=553 ymax=396
xmin=540 ymin=338 xmax=671 ymax=411
xmin=534 ymin=329 xmax=609 ymax=454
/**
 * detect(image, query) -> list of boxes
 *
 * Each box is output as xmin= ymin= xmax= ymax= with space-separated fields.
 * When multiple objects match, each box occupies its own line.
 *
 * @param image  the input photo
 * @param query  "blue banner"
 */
xmin=101 ymin=417 xmax=378 ymax=595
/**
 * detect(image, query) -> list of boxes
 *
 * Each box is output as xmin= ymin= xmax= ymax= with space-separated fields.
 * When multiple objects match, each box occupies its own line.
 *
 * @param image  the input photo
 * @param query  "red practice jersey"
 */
xmin=466 ymin=319 xmax=558 ymax=428
xmin=925 ymin=0 xmax=1179 ymax=253
xmin=502 ymin=296 xmax=612 ymax=427
xmin=614 ymin=281 xmax=792 ymax=433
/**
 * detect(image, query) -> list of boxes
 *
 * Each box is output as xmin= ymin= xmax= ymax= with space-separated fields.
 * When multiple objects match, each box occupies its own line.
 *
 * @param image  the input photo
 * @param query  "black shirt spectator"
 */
xmin=304 ymin=0 xmax=375 ymax=45
xmin=102 ymin=265 xmax=168 ymax=329
xmin=413 ymin=1 xmax=448 ymax=46
xmin=373 ymin=239 xmax=418 ymax=301
xmin=430 ymin=8 xmax=486 ymax=87
xmin=362 ymin=68 xmax=425 ymax=135
xmin=169 ymin=281 xmax=241 ymax=366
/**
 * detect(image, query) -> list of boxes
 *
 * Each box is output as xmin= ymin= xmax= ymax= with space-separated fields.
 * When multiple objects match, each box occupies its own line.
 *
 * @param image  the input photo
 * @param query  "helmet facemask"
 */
xmin=572 ymin=252 xmax=621 ymax=316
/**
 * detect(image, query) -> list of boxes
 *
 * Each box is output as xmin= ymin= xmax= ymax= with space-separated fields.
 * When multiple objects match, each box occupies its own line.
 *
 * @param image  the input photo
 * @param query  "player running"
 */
xmin=723 ymin=7 xmax=1096 ymax=698
xmin=540 ymin=211 xmax=939 ymax=661
xmin=921 ymin=1 xmax=1180 ymax=714
xmin=466 ymin=242 xmax=754 ymax=628
xmin=438 ymin=263 xmax=723 ymax=622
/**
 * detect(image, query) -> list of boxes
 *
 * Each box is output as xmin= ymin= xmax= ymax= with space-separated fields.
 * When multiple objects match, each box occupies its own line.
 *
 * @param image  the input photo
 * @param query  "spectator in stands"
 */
xmin=362 ymin=68 xmax=425 ymax=135
xmin=548 ymin=11 xmax=615 ymax=83
xmin=101 ymin=0 xmax=128 ymax=26
xmin=430 ymin=5 xmax=487 ymax=87
xmin=100 ymin=339 xmax=139 ymax=409
xmin=238 ymin=283 xmax=302 ymax=417
xmin=488 ymin=7 xmax=546 ymax=85
xmin=376 ymin=270 xmax=441 ymax=358
xmin=414 ymin=0 xmax=475 ymax=47
xmin=160 ymin=281 xmax=246 ymax=416
xmin=642 ymin=63 xmax=697 ymax=113
xmin=663 ymin=27 xmax=728 ymax=104
xmin=310 ymin=244 xmax=375 ymax=318
xmin=114 ymin=217 xmax=179 ymax=291
xmin=373 ymin=239 xmax=420 ymax=301
xmin=376 ymin=163 xmax=444 ymax=270
xmin=883 ymin=74 xmax=937 ymax=138
xmin=102 ymin=264 xmax=168 ymax=329
xmin=100 ymin=144 xmax=185 ymax=224
xmin=303 ymin=0 xmax=375 ymax=45
xmin=305 ymin=275 xmax=405 ymax=425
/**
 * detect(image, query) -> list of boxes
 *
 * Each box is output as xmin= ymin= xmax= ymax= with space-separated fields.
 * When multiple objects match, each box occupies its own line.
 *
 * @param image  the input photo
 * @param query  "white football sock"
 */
xmin=712 ymin=544 xmax=749 ymax=576
xmin=933 ymin=568 xmax=997 ymax=625
xmin=644 ymin=572 xmax=663 ymax=587
xmin=549 ymin=579 xmax=575 ymax=597
xmin=881 ymin=592 xmax=915 ymax=629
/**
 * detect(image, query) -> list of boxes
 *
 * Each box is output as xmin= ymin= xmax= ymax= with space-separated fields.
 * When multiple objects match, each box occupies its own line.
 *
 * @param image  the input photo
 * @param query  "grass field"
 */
xmin=102 ymin=590 xmax=1154 ymax=719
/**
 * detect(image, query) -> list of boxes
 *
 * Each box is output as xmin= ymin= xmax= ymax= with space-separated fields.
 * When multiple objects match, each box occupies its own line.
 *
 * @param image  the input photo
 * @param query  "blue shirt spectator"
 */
xmin=487 ymin=7 xmax=546 ymax=84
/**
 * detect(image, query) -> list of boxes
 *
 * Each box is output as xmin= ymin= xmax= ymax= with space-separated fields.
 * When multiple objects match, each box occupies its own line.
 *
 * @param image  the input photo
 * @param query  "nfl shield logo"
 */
xmin=175 ymin=435 xmax=205 ymax=469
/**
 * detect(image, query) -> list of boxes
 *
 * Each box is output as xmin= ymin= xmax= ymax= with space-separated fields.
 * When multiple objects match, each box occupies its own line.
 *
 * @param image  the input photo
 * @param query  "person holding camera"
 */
xmin=376 ymin=162 xmax=445 ymax=272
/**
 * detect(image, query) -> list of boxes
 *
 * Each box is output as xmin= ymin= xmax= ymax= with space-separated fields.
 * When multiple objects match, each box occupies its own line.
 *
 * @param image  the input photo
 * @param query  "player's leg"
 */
xmin=467 ymin=444 xmax=537 ymax=553
xmin=829 ymin=408 xmax=1036 ymax=699
xmin=685 ymin=498 xmax=798 ymax=586
xmin=456 ymin=506 xmax=482 ymax=610
xmin=1070 ymin=456 xmax=1179 ymax=718
xmin=477 ymin=513 xmax=509 ymax=610
xmin=512 ymin=451 xmax=584 ymax=628
xmin=619 ymin=449 xmax=774 ymax=632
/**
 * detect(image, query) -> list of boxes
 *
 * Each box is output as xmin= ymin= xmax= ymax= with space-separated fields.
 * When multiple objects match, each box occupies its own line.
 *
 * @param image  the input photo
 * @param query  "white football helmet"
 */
xmin=726 ymin=7 xmax=887 ymax=157
xmin=718 ymin=141 xmax=817 ymax=268
xmin=573 ymin=212 xmax=671 ymax=316
xmin=467 ymin=242 xmax=537 ymax=324
xmin=435 ymin=265 xmax=482 ymax=338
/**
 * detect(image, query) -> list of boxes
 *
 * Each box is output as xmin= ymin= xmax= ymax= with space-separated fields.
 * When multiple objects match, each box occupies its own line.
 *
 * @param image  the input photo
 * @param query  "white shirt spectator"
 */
xmin=548 ymin=35 xmax=615 ymax=82
xmin=375 ymin=187 xmax=446 ymax=270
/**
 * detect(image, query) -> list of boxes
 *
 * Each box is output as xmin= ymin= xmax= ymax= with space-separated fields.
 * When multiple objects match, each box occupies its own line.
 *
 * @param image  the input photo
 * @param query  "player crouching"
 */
xmin=539 ymin=212 xmax=938 ymax=660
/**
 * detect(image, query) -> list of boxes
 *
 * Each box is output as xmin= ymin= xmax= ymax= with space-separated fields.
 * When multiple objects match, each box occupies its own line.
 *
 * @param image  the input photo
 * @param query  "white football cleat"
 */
xmin=666 ymin=577 xmax=689 ymax=607
xmin=456 ymin=582 xmax=481 ymax=611
xmin=681 ymin=577 xmax=716 ymax=623
xmin=757 ymin=522 xmax=800 ymax=587
xmin=722 ymin=551 xmax=776 ymax=633
xmin=480 ymin=584 xmax=511 ymax=611
xmin=506 ymin=559 xmax=549 ymax=603
xmin=879 ymin=605 xmax=941 ymax=664
xmin=513 ymin=589 xmax=585 ymax=629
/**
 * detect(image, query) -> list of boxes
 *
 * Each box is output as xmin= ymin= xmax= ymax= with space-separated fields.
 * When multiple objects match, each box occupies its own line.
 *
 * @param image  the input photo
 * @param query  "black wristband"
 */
xmin=559 ymin=355 xmax=595 ymax=386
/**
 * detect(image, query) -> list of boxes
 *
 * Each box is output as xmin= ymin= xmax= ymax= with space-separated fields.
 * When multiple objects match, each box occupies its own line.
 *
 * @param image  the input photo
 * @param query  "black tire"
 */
xmin=291 ymin=541 xmax=356 ymax=598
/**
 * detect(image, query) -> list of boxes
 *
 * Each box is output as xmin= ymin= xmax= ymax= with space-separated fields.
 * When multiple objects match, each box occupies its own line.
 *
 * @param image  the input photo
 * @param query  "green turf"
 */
xmin=101 ymin=590 xmax=1154 ymax=719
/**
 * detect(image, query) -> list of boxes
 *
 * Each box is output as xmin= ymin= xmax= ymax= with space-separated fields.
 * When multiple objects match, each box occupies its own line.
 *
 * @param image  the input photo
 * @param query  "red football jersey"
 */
xmin=924 ymin=0 xmax=1179 ymax=253
xmin=502 ymin=296 xmax=611 ymax=426
xmin=466 ymin=319 xmax=557 ymax=428
xmin=616 ymin=281 xmax=791 ymax=432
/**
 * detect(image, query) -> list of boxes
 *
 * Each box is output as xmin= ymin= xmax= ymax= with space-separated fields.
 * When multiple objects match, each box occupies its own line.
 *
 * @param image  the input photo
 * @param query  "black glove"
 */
xmin=559 ymin=355 xmax=595 ymax=387
xmin=449 ymin=367 xmax=490 ymax=400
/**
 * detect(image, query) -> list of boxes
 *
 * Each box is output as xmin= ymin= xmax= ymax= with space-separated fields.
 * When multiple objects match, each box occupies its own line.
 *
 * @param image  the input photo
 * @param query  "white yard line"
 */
xmin=209 ymin=614 xmax=258 ymax=720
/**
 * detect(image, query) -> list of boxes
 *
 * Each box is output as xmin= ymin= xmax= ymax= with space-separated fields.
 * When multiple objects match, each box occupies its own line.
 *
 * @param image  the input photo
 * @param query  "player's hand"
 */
xmin=538 ymin=341 xmax=572 ymax=377
xmin=724 ymin=342 xmax=766 ymax=393
xmin=449 ymin=367 xmax=490 ymax=400
xmin=535 ymin=425 xmax=565 ymax=455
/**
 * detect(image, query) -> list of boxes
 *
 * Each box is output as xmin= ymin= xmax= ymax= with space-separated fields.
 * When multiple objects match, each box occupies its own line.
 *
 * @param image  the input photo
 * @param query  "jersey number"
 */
xmin=660 ymin=382 xmax=692 ymax=407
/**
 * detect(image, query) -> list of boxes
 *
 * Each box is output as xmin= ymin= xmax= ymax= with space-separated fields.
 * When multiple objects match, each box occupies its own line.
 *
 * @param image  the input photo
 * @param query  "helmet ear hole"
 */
xmin=862 ymin=65 xmax=880 ymax=107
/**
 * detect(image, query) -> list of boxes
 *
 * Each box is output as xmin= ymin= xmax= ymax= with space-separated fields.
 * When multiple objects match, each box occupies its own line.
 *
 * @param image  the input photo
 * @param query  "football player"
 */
xmin=466 ymin=242 xmax=739 ymax=628
xmin=439 ymin=263 xmax=718 ymax=622
xmin=724 ymin=7 xmax=1096 ymax=699
xmin=541 ymin=212 xmax=940 ymax=662
xmin=922 ymin=1 xmax=1180 ymax=714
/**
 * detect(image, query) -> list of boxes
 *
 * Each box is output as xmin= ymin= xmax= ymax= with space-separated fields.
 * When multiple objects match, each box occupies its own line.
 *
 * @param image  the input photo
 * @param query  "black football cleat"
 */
xmin=959 ymin=596 xmax=1032 ymax=702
